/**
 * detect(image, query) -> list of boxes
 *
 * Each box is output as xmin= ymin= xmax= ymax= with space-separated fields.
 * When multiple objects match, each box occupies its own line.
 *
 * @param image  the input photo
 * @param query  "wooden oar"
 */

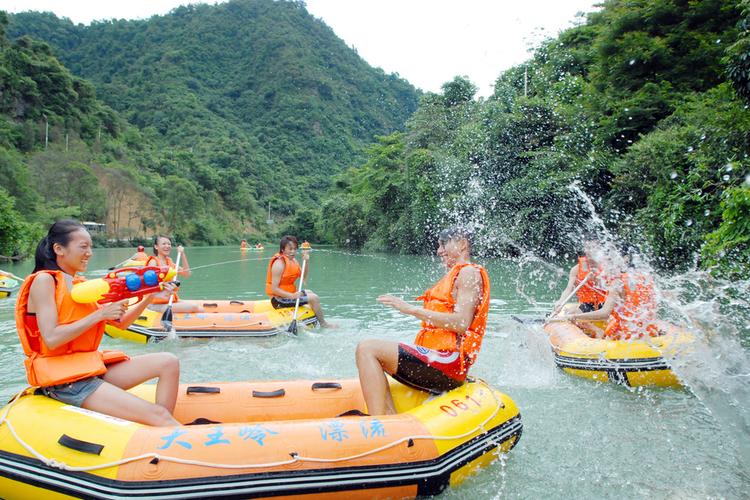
xmin=546 ymin=271 xmax=593 ymax=322
xmin=287 ymin=258 xmax=308 ymax=335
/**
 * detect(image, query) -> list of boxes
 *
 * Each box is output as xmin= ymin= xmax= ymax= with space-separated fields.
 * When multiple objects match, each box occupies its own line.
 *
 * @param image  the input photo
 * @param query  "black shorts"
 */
xmin=391 ymin=343 xmax=465 ymax=394
xmin=271 ymin=291 xmax=308 ymax=309
xmin=579 ymin=302 xmax=602 ymax=313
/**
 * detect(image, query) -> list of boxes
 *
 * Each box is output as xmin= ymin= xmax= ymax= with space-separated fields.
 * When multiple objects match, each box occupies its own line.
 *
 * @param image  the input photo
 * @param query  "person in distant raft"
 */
xmin=265 ymin=235 xmax=333 ymax=328
xmin=131 ymin=245 xmax=150 ymax=263
xmin=355 ymin=227 xmax=490 ymax=415
xmin=145 ymin=235 xmax=201 ymax=313
xmin=553 ymin=239 xmax=609 ymax=315
xmin=16 ymin=220 xmax=180 ymax=426
xmin=550 ymin=269 xmax=660 ymax=341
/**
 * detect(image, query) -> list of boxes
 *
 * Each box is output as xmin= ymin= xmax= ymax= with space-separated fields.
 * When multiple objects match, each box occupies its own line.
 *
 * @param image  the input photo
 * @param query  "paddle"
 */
xmin=547 ymin=271 xmax=593 ymax=322
xmin=160 ymin=250 xmax=183 ymax=334
xmin=108 ymin=256 xmax=135 ymax=271
xmin=511 ymin=271 xmax=594 ymax=326
xmin=287 ymin=257 xmax=308 ymax=335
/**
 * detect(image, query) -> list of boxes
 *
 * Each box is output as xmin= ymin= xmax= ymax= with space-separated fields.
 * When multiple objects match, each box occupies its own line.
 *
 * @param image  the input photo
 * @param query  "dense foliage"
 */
xmin=318 ymin=0 xmax=750 ymax=278
xmin=1 ymin=0 xmax=418 ymax=257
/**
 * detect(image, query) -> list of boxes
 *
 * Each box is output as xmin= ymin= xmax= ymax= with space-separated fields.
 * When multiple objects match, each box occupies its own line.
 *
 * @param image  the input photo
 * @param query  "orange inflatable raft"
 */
xmin=105 ymin=299 xmax=317 ymax=343
xmin=0 ymin=378 xmax=522 ymax=499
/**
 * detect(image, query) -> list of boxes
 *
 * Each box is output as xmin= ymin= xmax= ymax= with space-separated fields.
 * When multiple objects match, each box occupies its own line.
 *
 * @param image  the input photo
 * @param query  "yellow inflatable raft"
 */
xmin=0 ymin=378 xmax=522 ymax=499
xmin=544 ymin=318 xmax=693 ymax=388
xmin=0 ymin=277 xmax=18 ymax=299
xmin=105 ymin=299 xmax=318 ymax=343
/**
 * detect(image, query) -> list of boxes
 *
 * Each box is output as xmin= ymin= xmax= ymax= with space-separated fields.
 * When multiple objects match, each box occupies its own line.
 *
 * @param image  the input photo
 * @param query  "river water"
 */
xmin=0 ymin=246 xmax=747 ymax=499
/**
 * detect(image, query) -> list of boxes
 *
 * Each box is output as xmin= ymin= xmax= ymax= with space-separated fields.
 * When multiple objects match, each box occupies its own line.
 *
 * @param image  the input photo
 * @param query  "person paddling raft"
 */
xmin=265 ymin=235 xmax=334 ymax=328
xmin=15 ymin=220 xmax=180 ymax=426
xmin=549 ymin=270 xmax=660 ymax=340
xmin=145 ymin=235 xmax=202 ymax=313
xmin=355 ymin=227 xmax=491 ymax=415
xmin=553 ymin=239 xmax=609 ymax=315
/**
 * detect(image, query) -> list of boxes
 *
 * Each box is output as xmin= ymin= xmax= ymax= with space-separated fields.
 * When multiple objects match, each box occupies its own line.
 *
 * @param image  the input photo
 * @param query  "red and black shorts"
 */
xmin=392 ymin=343 xmax=466 ymax=394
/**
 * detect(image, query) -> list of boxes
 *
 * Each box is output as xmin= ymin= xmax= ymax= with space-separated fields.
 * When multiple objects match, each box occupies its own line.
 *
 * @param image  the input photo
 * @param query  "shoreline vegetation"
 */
xmin=1 ymin=0 xmax=749 ymax=279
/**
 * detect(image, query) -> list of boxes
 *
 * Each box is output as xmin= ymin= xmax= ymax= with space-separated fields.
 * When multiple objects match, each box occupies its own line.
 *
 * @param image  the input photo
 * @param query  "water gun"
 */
xmin=71 ymin=266 xmax=178 ymax=304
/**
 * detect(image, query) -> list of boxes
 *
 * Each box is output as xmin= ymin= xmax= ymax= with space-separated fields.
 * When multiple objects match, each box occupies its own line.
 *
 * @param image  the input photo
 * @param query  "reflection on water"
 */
xmin=0 ymin=246 xmax=747 ymax=498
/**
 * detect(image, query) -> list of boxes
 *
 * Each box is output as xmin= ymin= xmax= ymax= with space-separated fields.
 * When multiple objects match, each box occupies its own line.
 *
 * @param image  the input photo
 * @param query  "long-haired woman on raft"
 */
xmin=16 ymin=220 xmax=180 ymax=426
xmin=145 ymin=235 xmax=201 ymax=313
xmin=266 ymin=235 xmax=335 ymax=328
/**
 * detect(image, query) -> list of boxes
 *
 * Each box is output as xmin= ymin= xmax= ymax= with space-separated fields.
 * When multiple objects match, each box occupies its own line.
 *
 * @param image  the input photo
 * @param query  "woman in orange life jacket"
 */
xmin=355 ymin=227 xmax=491 ymax=416
xmin=17 ymin=220 xmax=180 ymax=426
xmin=265 ymin=235 xmax=334 ymax=327
xmin=145 ymin=235 xmax=202 ymax=313
xmin=553 ymin=239 xmax=609 ymax=314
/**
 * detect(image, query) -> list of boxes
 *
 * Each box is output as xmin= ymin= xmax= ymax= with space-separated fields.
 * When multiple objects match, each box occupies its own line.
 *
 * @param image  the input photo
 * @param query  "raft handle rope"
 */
xmin=0 ymin=378 xmax=510 ymax=473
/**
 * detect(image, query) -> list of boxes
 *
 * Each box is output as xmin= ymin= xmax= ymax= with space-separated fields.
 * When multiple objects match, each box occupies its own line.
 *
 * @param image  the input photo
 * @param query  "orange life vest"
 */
xmin=146 ymin=255 xmax=180 ymax=304
xmin=265 ymin=253 xmax=301 ymax=297
xmin=132 ymin=251 xmax=150 ymax=262
xmin=15 ymin=271 xmax=129 ymax=388
xmin=604 ymin=273 xmax=659 ymax=340
xmin=576 ymin=256 xmax=608 ymax=307
xmin=414 ymin=263 xmax=491 ymax=377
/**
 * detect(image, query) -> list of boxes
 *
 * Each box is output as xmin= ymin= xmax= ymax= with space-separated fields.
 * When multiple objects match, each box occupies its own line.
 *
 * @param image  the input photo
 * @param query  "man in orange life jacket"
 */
xmin=553 ymin=239 xmax=609 ymax=314
xmin=355 ymin=228 xmax=490 ymax=415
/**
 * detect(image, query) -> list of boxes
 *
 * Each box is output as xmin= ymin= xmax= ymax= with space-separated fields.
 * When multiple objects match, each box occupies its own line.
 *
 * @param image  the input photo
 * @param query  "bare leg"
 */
xmin=355 ymin=339 xmax=399 ymax=415
xmin=148 ymin=301 xmax=203 ymax=313
xmin=82 ymin=382 xmax=179 ymax=426
xmin=102 ymin=353 xmax=180 ymax=413
xmin=576 ymin=320 xmax=605 ymax=339
xmin=305 ymin=290 xmax=336 ymax=327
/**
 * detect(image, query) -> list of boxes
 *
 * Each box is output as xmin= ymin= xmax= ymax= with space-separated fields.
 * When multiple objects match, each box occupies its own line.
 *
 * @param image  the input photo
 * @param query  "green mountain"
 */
xmin=7 ymin=0 xmax=419 ymax=214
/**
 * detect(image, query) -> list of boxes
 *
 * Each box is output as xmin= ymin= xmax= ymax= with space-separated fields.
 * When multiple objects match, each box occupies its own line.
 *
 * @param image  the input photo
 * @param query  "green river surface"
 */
xmin=0 ymin=246 xmax=747 ymax=499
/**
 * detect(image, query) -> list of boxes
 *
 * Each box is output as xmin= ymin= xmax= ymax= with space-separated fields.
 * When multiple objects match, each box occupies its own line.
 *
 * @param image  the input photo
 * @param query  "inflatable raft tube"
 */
xmin=0 ymin=277 xmax=15 ymax=299
xmin=105 ymin=299 xmax=318 ymax=343
xmin=0 ymin=378 xmax=522 ymax=499
xmin=544 ymin=318 xmax=693 ymax=387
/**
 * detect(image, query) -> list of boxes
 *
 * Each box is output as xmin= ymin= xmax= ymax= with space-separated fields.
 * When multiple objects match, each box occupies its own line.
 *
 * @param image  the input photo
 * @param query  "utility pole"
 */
xmin=266 ymin=202 xmax=273 ymax=224
xmin=43 ymin=114 xmax=49 ymax=149
xmin=524 ymin=67 xmax=528 ymax=98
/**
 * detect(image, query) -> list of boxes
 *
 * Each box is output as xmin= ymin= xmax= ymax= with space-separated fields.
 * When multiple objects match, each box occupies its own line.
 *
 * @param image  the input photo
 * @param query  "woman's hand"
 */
xmin=377 ymin=295 xmax=415 ymax=314
xmin=153 ymin=281 xmax=178 ymax=301
xmin=177 ymin=245 xmax=185 ymax=255
xmin=301 ymin=250 xmax=310 ymax=261
xmin=98 ymin=299 xmax=128 ymax=321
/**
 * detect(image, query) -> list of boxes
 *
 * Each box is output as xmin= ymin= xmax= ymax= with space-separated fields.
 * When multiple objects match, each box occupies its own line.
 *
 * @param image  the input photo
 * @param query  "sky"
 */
xmin=0 ymin=0 xmax=600 ymax=97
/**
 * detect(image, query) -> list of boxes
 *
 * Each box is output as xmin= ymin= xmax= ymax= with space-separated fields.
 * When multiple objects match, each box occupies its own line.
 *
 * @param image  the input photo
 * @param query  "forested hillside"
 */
xmin=1 ymin=0 xmax=418 ymax=256
xmin=320 ymin=0 xmax=750 ymax=278
xmin=8 ymin=0 xmax=418 ymax=209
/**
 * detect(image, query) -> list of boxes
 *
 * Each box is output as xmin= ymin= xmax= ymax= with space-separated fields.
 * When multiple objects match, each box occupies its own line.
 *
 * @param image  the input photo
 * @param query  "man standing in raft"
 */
xmin=356 ymin=227 xmax=490 ymax=415
xmin=266 ymin=235 xmax=334 ymax=327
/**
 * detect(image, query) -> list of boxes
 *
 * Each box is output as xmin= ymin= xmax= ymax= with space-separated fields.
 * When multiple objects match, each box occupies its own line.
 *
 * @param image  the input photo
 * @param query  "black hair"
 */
xmin=437 ymin=226 xmax=472 ymax=249
xmin=152 ymin=235 xmax=171 ymax=256
xmin=279 ymin=235 xmax=298 ymax=253
xmin=33 ymin=220 xmax=87 ymax=273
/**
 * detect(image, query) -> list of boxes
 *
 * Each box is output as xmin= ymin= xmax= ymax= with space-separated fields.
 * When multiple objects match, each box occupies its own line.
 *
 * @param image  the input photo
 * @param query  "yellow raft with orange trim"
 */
xmin=105 ymin=299 xmax=318 ymax=343
xmin=0 ymin=377 xmax=522 ymax=499
xmin=544 ymin=310 xmax=693 ymax=387
xmin=0 ymin=278 xmax=14 ymax=299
